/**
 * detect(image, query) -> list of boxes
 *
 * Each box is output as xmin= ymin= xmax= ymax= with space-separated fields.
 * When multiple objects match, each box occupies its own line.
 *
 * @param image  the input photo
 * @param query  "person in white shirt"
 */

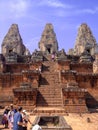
xmin=22 ymin=110 xmax=32 ymax=130
xmin=32 ymin=124 xmax=42 ymax=130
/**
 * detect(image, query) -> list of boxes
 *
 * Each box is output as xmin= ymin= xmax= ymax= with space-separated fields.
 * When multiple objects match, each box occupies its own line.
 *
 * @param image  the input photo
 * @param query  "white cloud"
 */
xmin=74 ymin=7 xmax=98 ymax=15
xmin=38 ymin=0 xmax=72 ymax=8
xmin=53 ymin=6 xmax=98 ymax=18
xmin=9 ymin=0 xmax=29 ymax=17
xmin=82 ymin=9 xmax=96 ymax=14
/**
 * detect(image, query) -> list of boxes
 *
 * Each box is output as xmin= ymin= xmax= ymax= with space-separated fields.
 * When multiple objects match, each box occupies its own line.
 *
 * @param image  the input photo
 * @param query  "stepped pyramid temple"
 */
xmin=0 ymin=23 xmax=98 ymax=115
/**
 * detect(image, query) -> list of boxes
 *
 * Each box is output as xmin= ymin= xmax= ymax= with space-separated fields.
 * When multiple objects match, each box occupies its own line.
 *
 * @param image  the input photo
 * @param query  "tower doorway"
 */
xmin=47 ymin=48 xmax=51 ymax=54
xmin=45 ymin=44 xmax=52 ymax=54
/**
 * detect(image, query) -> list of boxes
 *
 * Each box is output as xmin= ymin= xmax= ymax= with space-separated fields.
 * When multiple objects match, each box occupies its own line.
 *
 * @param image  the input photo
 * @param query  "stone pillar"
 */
xmin=93 ymin=54 xmax=98 ymax=73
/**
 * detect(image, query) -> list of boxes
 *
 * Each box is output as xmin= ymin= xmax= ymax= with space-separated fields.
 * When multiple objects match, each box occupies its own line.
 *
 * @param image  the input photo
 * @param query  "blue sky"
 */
xmin=0 ymin=0 xmax=98 ymax=54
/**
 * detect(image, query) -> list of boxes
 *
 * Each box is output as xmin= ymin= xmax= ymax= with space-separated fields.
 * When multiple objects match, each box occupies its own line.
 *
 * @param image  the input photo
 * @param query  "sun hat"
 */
xmin=23 ymin=109 xmax=26 ymax=113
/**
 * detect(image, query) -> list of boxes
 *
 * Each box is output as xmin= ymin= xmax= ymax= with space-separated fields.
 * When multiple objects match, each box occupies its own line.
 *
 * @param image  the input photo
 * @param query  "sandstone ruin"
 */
xmin=68 ymin=23 xmax=98 ymax=56
xmin=39 ymin=23 xmax=58 ymax=54
xmin=0 ymin=23 xmax=98 ymax=115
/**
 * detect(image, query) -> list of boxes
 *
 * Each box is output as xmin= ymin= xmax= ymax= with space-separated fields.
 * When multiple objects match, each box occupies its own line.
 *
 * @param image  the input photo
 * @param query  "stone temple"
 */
xmin=0 ymin=23 xmax=98 ymax=115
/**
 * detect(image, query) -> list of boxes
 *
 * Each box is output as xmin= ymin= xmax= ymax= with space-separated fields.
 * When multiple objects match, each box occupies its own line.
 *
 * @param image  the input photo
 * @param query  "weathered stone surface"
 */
xmin=75 ymin=23 xmax=96 ymax=45
xmin=56 ymin=49 xmax=67 ymax=61
xmin=93 ymin=54 xmax=98 ymax=73
xmin=39 ymin=23 xmax=58 ymax=54
xmin=79 ymin=50 xmax=93 ymax=63
xmin=68 ymin=23 xmax=97 ymax=56
xmin=13 ymin=83 xmax=37 ymax=108
xmin=31 ymin=50 xmax=43 ymax=62
xmin=68 ymin=48 xmax=74 ymax=55
xmin=62 ymin=82 xmax=87 ymax=112
xmin=1 ymin=24 xmax=30 ymax=56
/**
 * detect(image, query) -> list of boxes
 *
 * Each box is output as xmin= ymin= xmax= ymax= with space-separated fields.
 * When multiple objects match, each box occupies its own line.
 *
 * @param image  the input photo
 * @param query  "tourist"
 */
xmin=22 ymin=109 xmax=32 ymax=130
xmin=2 ymin=106 xmax=10 ymax=128
xmin=55 ymin=54 xmax=58 ymax=61
xmin=8 ymin=104 xmax=15 ymax=130
xmin=38 ymin=66 xmax=42 ymax=73
xmin=13 ymin=105 xmax=17 ymax=113
xmin=51 ymin=52 xmax=55 ymax=61
xmin=32 ymin=124 xmax=42 ymax=130
xmin=13 ymin=106 xmax=26 ymax=130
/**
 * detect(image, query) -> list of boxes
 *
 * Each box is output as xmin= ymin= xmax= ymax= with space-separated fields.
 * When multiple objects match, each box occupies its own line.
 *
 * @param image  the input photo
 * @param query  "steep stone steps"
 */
xmin=43 ymin=54 xmax=52 ymax=61
xmin=38 ymin=86 xmax=62 ymax=95
xmin=37 ymin=91 xmax=61 ymax=96
xmin=38 ymin=89 xmax=61 ymax=95
xmin=39 ymin=72 xmax=60 ymax=86
xmin=42 ymin=61 xmax=57 ymax=72
xmin=37 ymin=97 xmax=62 ymax=103
xmin=37 ymin=60 xmax=63 ymax=107
xmin=37 ymin=84 xmax=63 ymax=106
xmin=36 ymin=88 xmax=63 ymax=107
xmin=36 ymin=98 xmax=63 ymax=107
xmin=37 ymin=92 xmax=62 ymax=99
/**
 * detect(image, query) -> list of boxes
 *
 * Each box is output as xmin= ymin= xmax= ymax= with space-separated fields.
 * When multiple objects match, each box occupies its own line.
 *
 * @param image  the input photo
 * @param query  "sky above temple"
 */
xmin=0 ymin=0 xmax=98 ymax=54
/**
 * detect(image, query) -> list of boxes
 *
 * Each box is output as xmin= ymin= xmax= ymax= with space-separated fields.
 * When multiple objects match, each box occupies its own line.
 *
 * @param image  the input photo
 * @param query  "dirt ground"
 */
xmin=64 ymin=113 xmax=98 ymax=130
xmin=0 ymin=111 xmax=98 ymax=130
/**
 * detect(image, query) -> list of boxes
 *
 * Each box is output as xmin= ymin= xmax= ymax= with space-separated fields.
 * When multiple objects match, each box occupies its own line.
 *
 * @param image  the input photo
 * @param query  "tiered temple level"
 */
xmin=0 ymin=23 xmax=98 ymax=114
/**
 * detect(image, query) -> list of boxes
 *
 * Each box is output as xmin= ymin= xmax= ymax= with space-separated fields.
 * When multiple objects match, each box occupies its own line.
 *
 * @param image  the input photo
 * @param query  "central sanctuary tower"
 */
xmin=38 ymin=23 xmax=58 ymax=54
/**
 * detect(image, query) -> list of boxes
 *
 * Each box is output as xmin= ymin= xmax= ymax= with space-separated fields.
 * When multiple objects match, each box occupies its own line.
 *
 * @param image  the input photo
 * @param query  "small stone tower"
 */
xmin=72 ymin=23 xmax=97 ymax=56
xmin=38 ymin=23 xmax=58 ymax=54
xmin=1 ymin=24 xmax=30 ymax=56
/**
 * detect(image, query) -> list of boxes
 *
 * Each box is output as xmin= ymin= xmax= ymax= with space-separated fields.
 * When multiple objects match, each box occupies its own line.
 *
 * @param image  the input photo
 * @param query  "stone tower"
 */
xmin=73 ymin=23 xmax=97 ymax=56
xmin=38 ymin=23 xmax=58 ymax=54
xmin=1 ymin=24 xmax=30 ymax=56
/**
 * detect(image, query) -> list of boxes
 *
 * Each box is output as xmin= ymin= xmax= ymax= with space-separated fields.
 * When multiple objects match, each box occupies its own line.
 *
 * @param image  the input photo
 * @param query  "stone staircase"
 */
xmin=42 ymin=60 xmax=56 ymax=73
xmin=36 ymin=60 xmax=63 ymax=107
xmin=43 ymin=54 xmax=52 ymax=61
xmin=37 ymin=86 xmax=62 ymax=107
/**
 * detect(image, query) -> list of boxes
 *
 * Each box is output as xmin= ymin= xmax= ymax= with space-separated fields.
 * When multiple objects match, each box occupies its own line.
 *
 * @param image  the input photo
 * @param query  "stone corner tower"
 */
xmin=74 ymin=23 xmax=97 ymax=56
xmin=1 ymin=24 xmax=30 ymax=56
xmin=38 ymin=23 xmax=58 ymax=54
